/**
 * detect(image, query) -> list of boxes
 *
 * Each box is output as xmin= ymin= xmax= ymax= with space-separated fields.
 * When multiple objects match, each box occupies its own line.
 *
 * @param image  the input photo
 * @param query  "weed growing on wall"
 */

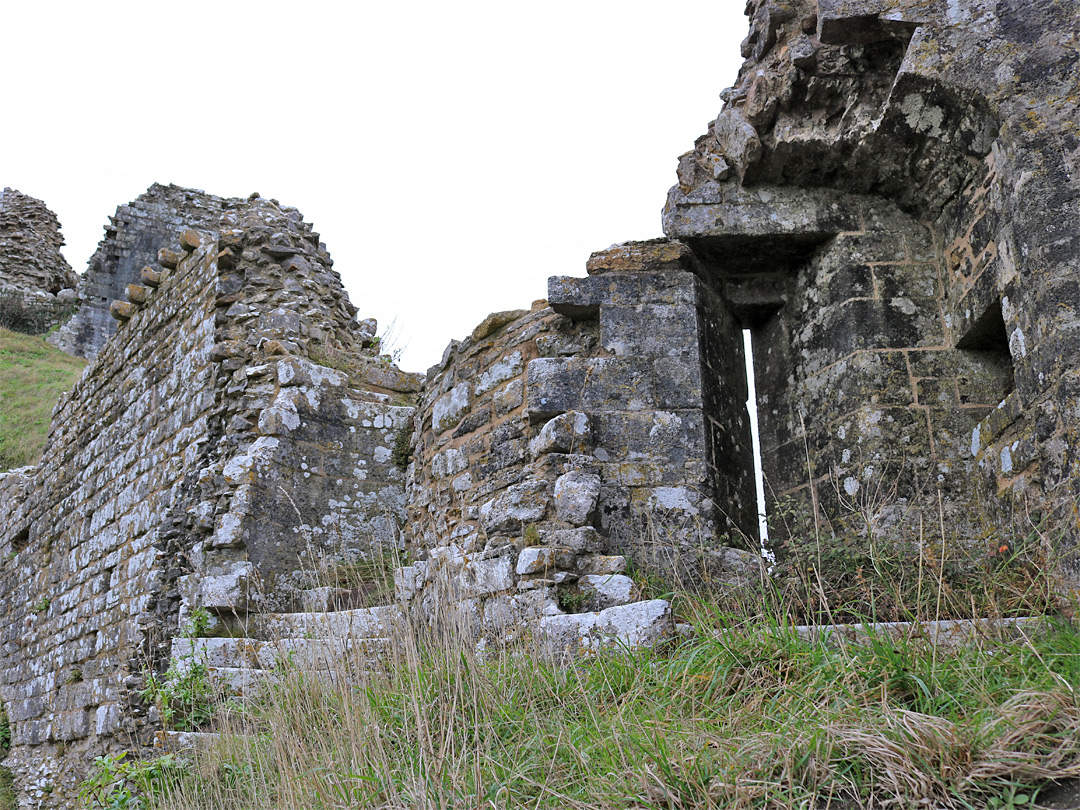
xmin=78 ymin=753 xmax=184 ymax=810
xmin=139 ymin=614 xmax=219 ymax=733
xmin=390 ymin=418 xmax=413 ymax=472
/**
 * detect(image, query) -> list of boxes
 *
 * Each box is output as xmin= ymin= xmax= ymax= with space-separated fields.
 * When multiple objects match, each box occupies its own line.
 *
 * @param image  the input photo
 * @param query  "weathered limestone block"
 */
xmin=277 ymin=357 xmax=347 ymax=389
xmin=431 ymin=448 xmax=468 ymax=479
xmin=194 ymin=561 xmax=255 ymax=613
xmin=140 ymin=266 xmax=164 ymax=287
xmin=125 ymin=284 xmax=149 ymax=304
xmin=516 ymin=546 xmax=576 ymax=575
xmin=480 ymin=481 xmax=550 ymax=536
xmin=527 ymin=358 xmax=589 ymax=421
xmin=475 ymin=350 xmax=523 ymax=395
xmin=574 ymin=573 xmax=639 ymax=611
xmin=539 ymin=599 xmax=673 ymax=655
xmin=537 ymin=526 xmax=605 ymax=554
xmin=548 ymin=266 xmax=697 ymax=320
xmin=553 ymin=470 xmax=600 ymax=526
xmin=529 ymin=411 xmax=591 ymax=456
xmin=394 ymin=562 xmax=427 ymax=601
xmin=472 ymin=309 xmax=529 ymax=341
xmin=109 ymin=300 xmax=133 ymax=320
xmin=462 ymin=552 xmax=514 ymax=598
xmin=578 ymin=554 xmax=627 ymax=575
xmin=585 ymin=239 xmax=694 ymax=275
xmin=432 ymin=382 xmax=470 ymax=433
xmin=711 ymin=108 xmax=762 ymax=183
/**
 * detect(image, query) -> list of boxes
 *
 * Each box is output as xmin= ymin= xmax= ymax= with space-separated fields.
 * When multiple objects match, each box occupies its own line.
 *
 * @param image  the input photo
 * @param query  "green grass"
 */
xmin=106 ymin=591 xmax=1079 ymax=810
xmin=0 ymin=327 xmax=85 ymax=470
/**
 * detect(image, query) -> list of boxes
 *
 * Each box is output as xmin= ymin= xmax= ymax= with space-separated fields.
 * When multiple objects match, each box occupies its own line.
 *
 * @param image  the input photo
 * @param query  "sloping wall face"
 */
xmin=49 ymin=185 xmax=225 ymax=359
xmin=665 ymin=0 xmax=1080 ymax=569
xmin=0 ymin=235 xmax=221 ymax=804
xmin=156 ymin=197 xmax=418 ymax=620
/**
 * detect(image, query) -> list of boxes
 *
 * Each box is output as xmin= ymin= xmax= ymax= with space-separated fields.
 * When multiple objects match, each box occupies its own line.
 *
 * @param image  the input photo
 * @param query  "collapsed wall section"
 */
xmin=0 ymin=188 xmax=78 ymax=333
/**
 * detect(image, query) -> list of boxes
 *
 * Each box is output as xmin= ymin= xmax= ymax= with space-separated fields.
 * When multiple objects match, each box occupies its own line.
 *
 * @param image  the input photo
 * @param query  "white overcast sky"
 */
xmin=4 ymin=1 xmax=746 ymax=372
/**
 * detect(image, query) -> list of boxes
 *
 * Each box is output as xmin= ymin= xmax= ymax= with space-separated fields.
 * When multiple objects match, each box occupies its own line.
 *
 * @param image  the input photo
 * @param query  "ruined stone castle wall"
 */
xmin=0 ymin=193 xmax=420 ymax=807
xmin=0 ymin=233 xmax=221 ymax=804
xmin=49 ymin=185 xmax=224 ymax=359
xmin=399 ymin=240 xmax=761 ymax=633
xmin=0 ymin=188 xmax=76 ymax=296
xmin=664 ymin=0 xmax=1080 ymax=565
xmin=157 ymin=197 xmax=419 ymax=622
xmin=0 ymin=188 xmax=78 ymax=334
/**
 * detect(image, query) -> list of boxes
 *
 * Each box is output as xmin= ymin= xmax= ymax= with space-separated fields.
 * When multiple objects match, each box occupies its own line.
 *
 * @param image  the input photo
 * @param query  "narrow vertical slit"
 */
xmin=742 ymin=329 xmax=770 ymax=549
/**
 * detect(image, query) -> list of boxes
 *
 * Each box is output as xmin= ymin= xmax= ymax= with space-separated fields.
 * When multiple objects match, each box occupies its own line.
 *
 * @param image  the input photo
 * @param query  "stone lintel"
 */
xmin=663 ymin=182 xmax=866 ymax=273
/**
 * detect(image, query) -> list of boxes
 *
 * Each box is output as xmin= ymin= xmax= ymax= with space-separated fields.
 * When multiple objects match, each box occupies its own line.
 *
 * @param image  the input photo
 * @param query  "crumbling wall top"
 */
xmin=0 ymin=188 xmax=77 ymax=296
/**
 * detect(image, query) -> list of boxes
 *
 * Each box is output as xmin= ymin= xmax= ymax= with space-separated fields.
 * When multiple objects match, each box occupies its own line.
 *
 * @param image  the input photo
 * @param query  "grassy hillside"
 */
xmin=0 ymin=327 xmax=86 ymax=470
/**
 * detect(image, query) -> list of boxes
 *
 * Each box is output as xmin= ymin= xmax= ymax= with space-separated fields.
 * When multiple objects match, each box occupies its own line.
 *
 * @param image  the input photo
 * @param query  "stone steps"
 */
xmin=199 ymin=665 xmax=275 ymax=694
xmin=171 ymin=635 xmax=392 ymax=671
xmin=244 ymin=603 xmax=405 ymax=641
xmin=154 ymin=730 xmax=221 ymax=753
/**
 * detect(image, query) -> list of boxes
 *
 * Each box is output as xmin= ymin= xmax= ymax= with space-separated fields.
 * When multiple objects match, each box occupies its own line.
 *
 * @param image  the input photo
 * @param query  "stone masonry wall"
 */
xmin=1 ymin=0 xmax=1077 ymax=802
xmin=0 ymin=188 xmax=78 ymax=335
xmin=49 ymin=184 xmax=224 ymax=359
xmin=399 ymin=239 xmax=761 ymax=638
xmin=664 ymin=0 xmax=1080 ymax=570
xmin=0 ymin=191 xmax=419 ymax=808
xmin=0 ymin=233 xmax=221 ymax=805
xmin=0 ymin=188 xmax=76 ymax=295
xmin=176 ymin=193 xmax=421 ymax=619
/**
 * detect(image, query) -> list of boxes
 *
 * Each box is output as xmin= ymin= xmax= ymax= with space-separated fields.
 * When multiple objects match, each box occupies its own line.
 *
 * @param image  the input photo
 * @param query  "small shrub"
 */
xmin=522 ymin=523 xmax=541 ymax=547
xmin=78 ymin=752 xmax=185 ymax=810
xmin=183 ymin=607 xmax=212 ymax=639
xmin=0 ymin=704 xmax=10 ymax=758
xmin=140 ymin=659 xmax=216 ymax=732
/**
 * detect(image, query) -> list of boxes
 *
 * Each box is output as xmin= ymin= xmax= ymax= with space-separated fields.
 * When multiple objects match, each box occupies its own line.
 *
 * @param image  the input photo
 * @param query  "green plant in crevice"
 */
xmin=78 ymin=752 xmax=185 ymax=810
xmin=140 ymin=658 xmax=216 ymax=733
xmin=182 ymin=607 xmax=212 ymax=639
xmin=0 ymin=704 xmax=10 ymax=758
xmin=522 ymin=523 xmax=541 ymax=547
xmin=556 ymin=587 xmax=588 ymax=613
